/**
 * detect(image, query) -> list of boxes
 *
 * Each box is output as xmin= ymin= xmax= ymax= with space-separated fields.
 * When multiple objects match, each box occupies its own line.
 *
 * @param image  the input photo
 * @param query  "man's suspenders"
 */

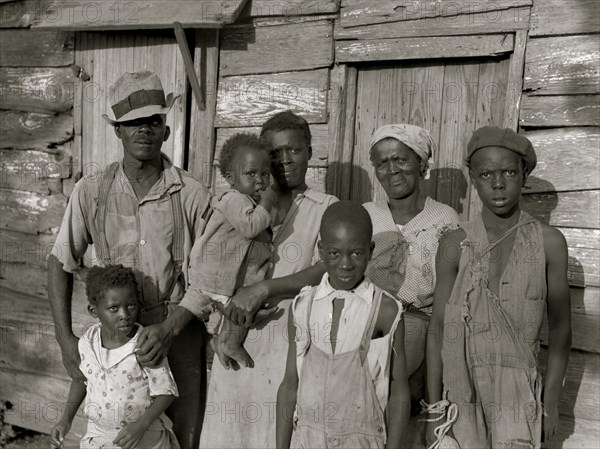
xmin=94 ymin=162 xmax=185 ymax=306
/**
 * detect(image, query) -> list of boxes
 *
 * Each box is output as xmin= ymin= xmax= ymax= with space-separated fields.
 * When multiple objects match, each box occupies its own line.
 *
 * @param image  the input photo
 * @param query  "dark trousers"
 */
xmin=165 ymin=319 xmax=207 ymax=449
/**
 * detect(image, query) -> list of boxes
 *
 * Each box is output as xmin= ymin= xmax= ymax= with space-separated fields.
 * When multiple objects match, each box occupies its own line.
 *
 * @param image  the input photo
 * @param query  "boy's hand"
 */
xmin=543 ymin=404 xmax=560 ymax=442
xmin=58 ymin=333 xmax=85 ymax=382
xmin=259 ymin=186 xmax=278 ymax=207
xmin=135 ymin=324 xmax=172 ymax=367
xmin=50 ymin=420 xmax=71 ymax=448
xmin=113 ymin=420 xmax=147 ymax=449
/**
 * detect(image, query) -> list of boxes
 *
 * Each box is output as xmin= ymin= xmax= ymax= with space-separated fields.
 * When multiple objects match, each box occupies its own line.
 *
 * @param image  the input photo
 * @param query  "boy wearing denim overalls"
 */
xmin=277 ymin=201 xmax=411 ymax=448
xmin=426 ymin=127 xmax=572 ymax=449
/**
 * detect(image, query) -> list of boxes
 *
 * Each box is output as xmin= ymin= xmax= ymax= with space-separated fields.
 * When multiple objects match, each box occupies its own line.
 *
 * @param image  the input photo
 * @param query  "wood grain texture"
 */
xmin=239 ymin=0 xmax=338 ymax=18
xmin=569 ymin=286 xmax=599 ymax=317
xmin=189 ymin=29 xmax=220 ymax=188
xmin=0 ymin=149 xmax=70 ymax=194
xmin=0 ymin=230 xmax=59 ymax=266
xmin=0 ymin=369 xmax=87 ymax=442
xmin=502 ymin=30 xmax=527 ymax=131
xmin=32 ymin=0 xmax=248 ymax=30
xmin=567 ymin=246 xmax=599 ymax=288
xmin=0 ymin=0 xmax=52 ymax=28
xmin=219 ymin=19 xmax=333 ymax=76
xmin=215 ymin=69 xmax=329 ymax=127
xmin=543 ymin=414 xmax=600 ymax=449
xmin=0 ymin=30 xmax=73 ymax=67
xmin=524 ymin=35 xmax=600 ymax=95
xmin=215 ymin=124 xmax=329 ymax=166
xmin=538 ymin=349 xmax=600 ymax=420
xmin=520 ymin=95 xmax=600 ymax=128
xmin=530 ymin=0 xmax=600 ymax=37
xmin=334 ymin=7 xmax=531 ymax=40
xmin=0 ymin=189 xmax=67 ymax=235
xmin=336 ymin=33 xmax=514 ymax=63
xmin=0 ymin=110 xmax=73 ymax=151
xmin=0 ymin=67 xmax=75 ymax=113
xmin=522 ymin=128 xmax=600 ymax=193
xmin=521 ymin=190 xmax=599 ymax=229
xmin=339 ymin=0 xmax=532 ymax=28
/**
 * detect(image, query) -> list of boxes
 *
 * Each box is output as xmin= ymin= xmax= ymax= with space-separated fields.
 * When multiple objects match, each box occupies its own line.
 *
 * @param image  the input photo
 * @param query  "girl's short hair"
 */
xmin=260 ymin=111 xmax=311 ymax=147
xmin=218 ymin=133 xmax=272 ymax=178
xmin=85 ymin=264 xmax=139 ymax=304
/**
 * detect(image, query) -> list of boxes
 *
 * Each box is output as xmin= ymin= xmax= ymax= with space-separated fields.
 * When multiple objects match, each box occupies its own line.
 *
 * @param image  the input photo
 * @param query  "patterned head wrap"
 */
xmin=369 ymin=124 xmax=437 ymax=171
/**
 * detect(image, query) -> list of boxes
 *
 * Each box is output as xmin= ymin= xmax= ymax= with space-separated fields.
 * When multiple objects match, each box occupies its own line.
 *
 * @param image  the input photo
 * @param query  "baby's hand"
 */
xmin=259 ymin=186 xmax=278 ymax=208
xmin=50 ymin=420 xmax=71 ymax=448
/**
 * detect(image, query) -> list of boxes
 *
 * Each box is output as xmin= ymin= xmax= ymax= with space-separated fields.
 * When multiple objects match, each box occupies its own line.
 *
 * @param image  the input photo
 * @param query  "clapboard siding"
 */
xmin=0 ymin=66 xmax=75 ymax=113
xmin=219 ymin=19 xmax=333 ymax=76
xmin=521 ymin=128 xmax=600 ymax=193
xmin=238 ymin=0 xmax=339 ymax=18
xmin=524 ymin=35 xmax=600 ymax=95
xmin=521 ymin=190 xmax=599 ymax=230
xmin=570 ymin=286 xmax=599 ymax=317
xmin=520 ymin=96 xmax=600 ymax=128
xmin=215 ymin=69 xmax=329 ymax=127
xmin=0 ymin=110 xmax=73 ymax=150
xmin=0 ymin=188 xmax=67 ymax=235
xmin=530 ymin=0 xmax=600 ymax=37
xmin=0 ymin=29 xmax=73 ymax=66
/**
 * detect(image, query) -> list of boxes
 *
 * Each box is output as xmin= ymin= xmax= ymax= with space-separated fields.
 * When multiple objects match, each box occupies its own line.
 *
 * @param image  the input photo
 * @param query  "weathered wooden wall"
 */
xmin=0 ymin=3 xmax=88 ymax=443
xmin=520 ymin=1 xmax=600 ymax=446
xmin=0 ymin=0 xmax=598 ymax=447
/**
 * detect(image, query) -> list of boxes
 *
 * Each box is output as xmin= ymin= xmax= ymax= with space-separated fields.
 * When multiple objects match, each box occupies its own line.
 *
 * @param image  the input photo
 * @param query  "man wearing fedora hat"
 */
xmin=48 ymin=70 xmax=211 ymax=449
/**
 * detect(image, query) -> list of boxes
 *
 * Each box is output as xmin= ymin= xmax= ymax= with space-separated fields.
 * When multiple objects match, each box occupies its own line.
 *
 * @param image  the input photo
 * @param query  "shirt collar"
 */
xmin=313 ymin=273 xmax=374 ymax=303
xmin=115 ymin=153 xmax=182 ymax=201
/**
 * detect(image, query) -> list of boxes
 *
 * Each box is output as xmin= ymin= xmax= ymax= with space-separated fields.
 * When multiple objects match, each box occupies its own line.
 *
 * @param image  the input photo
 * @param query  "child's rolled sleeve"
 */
xmin=142 ymin=358 xmax=179 ymax=398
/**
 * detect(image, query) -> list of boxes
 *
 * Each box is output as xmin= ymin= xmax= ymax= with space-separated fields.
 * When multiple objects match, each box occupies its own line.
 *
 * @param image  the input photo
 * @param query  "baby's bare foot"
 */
xmin=220 ymin=338 xmax=254 ymax=369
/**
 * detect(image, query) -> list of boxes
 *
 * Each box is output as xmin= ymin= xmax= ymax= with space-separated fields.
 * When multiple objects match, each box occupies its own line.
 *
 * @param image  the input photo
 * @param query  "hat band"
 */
xmin=112 ymin=89 xmax=166 ymax=120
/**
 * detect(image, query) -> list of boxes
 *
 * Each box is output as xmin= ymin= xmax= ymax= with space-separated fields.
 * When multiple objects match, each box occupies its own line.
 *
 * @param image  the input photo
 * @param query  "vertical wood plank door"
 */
xmin=350 ymin=56 xmax=511 ymax=220
xmin=77 ymin=31 xmax=187 ymax=176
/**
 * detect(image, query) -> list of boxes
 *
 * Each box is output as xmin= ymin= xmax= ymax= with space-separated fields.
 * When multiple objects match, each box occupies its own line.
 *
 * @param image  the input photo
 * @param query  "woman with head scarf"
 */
xmin=363 ymin=124 xmax=460 ymax=420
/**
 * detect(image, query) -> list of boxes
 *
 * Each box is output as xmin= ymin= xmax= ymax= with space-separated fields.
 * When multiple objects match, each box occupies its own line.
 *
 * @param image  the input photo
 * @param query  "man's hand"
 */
xmin=135 ymin=323 xmax=172 ymax=367
xmin=543 ymin=403 xmax=560 ymax=443
xmin=224 ymin=282 xmax=270 ymax=327
xmin=58 ymin=333 xmax=85 ymax=382
xmin=50 ymin=419 xmax=71 ymax=448
xmin=113 ymin=420 xmax=147 ymax=449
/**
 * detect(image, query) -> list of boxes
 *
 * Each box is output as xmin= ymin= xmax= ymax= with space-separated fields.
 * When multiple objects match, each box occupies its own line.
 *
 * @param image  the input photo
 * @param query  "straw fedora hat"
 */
xmin=102 ymin=70 xmax=179 ymax=125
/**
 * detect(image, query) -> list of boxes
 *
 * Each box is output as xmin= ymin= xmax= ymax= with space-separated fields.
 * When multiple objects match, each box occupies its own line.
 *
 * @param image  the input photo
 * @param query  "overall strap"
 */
xmin=95 ymin=162 xmax=120 ymax=265
xmin=359 ymin=287 xmax=383 ymax=365
xmin=480 ymin=216 xmax=536 ymax=257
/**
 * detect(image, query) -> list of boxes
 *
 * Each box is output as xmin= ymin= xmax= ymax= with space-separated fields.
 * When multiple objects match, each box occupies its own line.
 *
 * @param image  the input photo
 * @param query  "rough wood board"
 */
xmin=521 ymin=190 xmax=599 ymax=230
xmin=0 ymin=230 xmax=59 ymax=266
xmin=544 ymin=414 xmax=600 ymax=449
xmin=189 ymin=29 xmax=220 ymax=188
xmin=522 ymin=128 xmax=600 ymax=193
xmin=538 ymin=349 xmax=600 ymax=420
xmin=219 ymin=19 xmax=333 ymax=76
xmin=239 ymin=0 xmax=338 ymax=18
xmin=567 ymin=246 xmax=599 ymax=288
xmin=0 ymin=66 xmax=75 ymax=113
xmin=334 ymin=7 xmax=531 ymax=40
xmin=524 ymin=35 xmax=600 ymax=95
xmin=520 ymin=95 xmax=600 ymax=128
xmin=502 ymin=30 xmax=527 ymax=131
xmin=0 ymin=29 xmax=73 ymax=67
xmin=339 ymin=0 xmax=532 ymax=28
xmin=561 ymin=228 xmax=600 ymax=251
xmin=530 ymin=0 xmax=600 ymax=37
xmin=0 ymin=110 xmax=73 ymax=151
xmin=215 ymin=69 xmax=329 ymax=127
xmin=569 ymin=286 xmax=599 ymax=317
xmin=0 ymin=369 xmax=87 ymax=441
xmin=336 ymin=33 xmax=514 ymax=63
xmin=0 ymin=0 xmax=52 ymax=28
xmin=215 ymin=124 xmax=329 ymax=167
xmin=0 ymin=149 xmax=70 ymax=194
xmin=32 ymin=0 xmax=248 ymax=30
xmin=541 ymin=312 xmax=600 ymax=354
xmin=0 ymin=189 xmax=67 ymax=235
xmin=0 ymin=261 xmax=87 ymax=301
